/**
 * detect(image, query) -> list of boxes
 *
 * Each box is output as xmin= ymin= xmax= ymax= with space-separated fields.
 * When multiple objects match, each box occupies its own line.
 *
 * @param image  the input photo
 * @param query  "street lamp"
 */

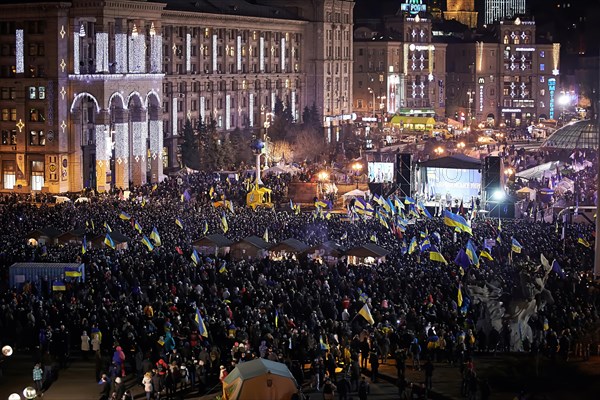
xmin=22 ymin=388 xmax=37 ymax=400
xmin=504 ymin=167 xmax=515 ymax=178
xmin=317 ymin=171 xmax=329 ymax=198
xmin=368 ymin=87 xmax=376 ymax=117
xmin=457 ymin=142 xmax=465 ymax=151
xmin=466 ymin=89 xmax=474 ymax=125
xmin=434 ymin=146 xmax=444 ymax=157
xmin=352 ymin=162 xmax=363 ymax=188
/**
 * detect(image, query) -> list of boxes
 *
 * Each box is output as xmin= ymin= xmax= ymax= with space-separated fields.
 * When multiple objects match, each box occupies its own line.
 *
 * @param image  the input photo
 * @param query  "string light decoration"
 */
xmin=149 ymin=22 xmax=156 ymax=37
xmin=172 ymin=98 xmax=177 ymax=136
xmin=128 ymin=33 xmax=146 ymax=73
xmin=115 ymin=34 xmax=128 ymax=73
xmin=476 ymin=41 xmax=483 ymax=72
xmin=552 ymin=43 xmax=560 ymax=75
xmin=95 ymin=125 xmax=108 ymax=161
xmin=15 ymin=29 xmax=24 ymax=73
xmin=249 ymin=93 xmax=254 ymax=127
xmin=73 ymin=32 xmax=80 ymax=74
xmin=131 ymin=24 xmax=138 ymax=38
xmin=225 ymin=95 xmax=231 ymax=130
xmin=200 ymin=96 xmax=205 ymax=121
xmin=403 ymin=44 xmax=409 ymax=75
xmin=149 ymin=120 xmax=163 ymax=161
xmin=95 ymin=32 xmax=109 ymax=73
xmin=79 ymin=23 xmax=86 ymax=37
xmin=113 ymin=123 xmax=129 ymax=165
xmin=150 ymin=34 xmax=162 ymax=73
xmin=59 ymin=25 xmax=66 ymax=39
xmin=237 ymin=35 xmax=242 ymax=71
xmin=212 ymin=34 xmax=217 ymax=72
xmin=132 ymin=121 xmax=147 ymax=157
xmin=280 ymin=37 xmax=286 ymax=71
xmin=291 ymin=90 xmax=296 ymax=120
xmin=259 ymin=36 xmax=265 ymax=72
xmin=186 ymin=33 xmax=191 ymax=72
xmin=271 ymin=92 xmax=275 ymax=112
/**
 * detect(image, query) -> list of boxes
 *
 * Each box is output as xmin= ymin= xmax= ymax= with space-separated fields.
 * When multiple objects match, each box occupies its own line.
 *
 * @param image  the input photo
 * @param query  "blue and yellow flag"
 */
xmin=141 ymin=235 xmax=154 ymax=251
xmin=315 ymin=199 xmax=328 ymax=209
xmin=219 ymin=263 xmax=227 ymax=274
xmin=104 ymin=233 xmax=115 ymax=249
xmin=81 ymin=236 xmax=87 ymax=255
xmin=150 ymin=227 xmax=161 ymax=246
xmin=263 ymin=228 xmax=269 ymax=242
xmin=152 ymin=183 xmax=158 ymax=191
xmin=119 ymin=211 xmax=131 ymax=220
xmin=394 ymin=196 xmax=405 ymax=211
xmin=195 ymin=308 xmax=209 ymax=338
xmin=430 ymin=245 xmax=448 ymax=265
xmin=104 ymin=222 xmax=112 ymax=233
xmin=221 ymin=213 xmax=229 ymax=233
xmin=420 ymin=237 xmax=431 ymax=252
xmin=134 ymin=220 xmax=143 ymax=234
xmin=203 ymin=221 xmax=209 ymax=235
xmin=401 ymin=240 xmax=408 ymax=255
xmin=454 ymin=249 xmax=470 ymax=270
xmin=175 ymin=218 xmax=184 ymax=229
xmin=358 ymin=304 xmax=375 ymax=325
xmin=370 ymin=234 xmax=378 ymax=243
xmin=408 ymin=236 xmax=418 ymax=254
xmin=52 ymin=281 xmax=66 ymax=291
xmin=191 ymin=249 xmax=200 ymax=265
xmin=404 ymin=196 xmax=416 ymax=204
xmin=466 ymin=239 xmax=479 ymax=267
xmin=511 ymin=238 xmax=523 ymax=253
xmin=275 ymin=310 xmax=279 ymax=328
xmin=443 ymin=210 xmax=472 ymax=235
xmin=341 ymin=231 xmax=348 ymax=241
xmin=65 ymin=266 xmax=82 ymax=277
xmin=480 ymin=249 xmax=494 ymax=261
xmin=457 ymin=285 xmax=463 ymax=307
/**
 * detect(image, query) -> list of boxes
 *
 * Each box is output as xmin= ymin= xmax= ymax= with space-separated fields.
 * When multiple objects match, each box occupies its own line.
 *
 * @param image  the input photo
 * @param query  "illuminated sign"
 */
xmin=548 ymin=78 xmax=556 ymax=119
xmin=479 ymin=84 xmax=484 ymax=112
xmin=501 ymin=108 xmax=522 ymax=113
xmin=515 ymin=48 xmax=535 ymax=52
xmin=401 ymin=0 xmax=426 ymax=14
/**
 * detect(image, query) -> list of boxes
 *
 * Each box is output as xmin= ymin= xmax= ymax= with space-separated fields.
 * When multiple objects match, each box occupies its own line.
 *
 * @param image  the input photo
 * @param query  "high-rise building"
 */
xmin=444 ymin=0 xmax=478 ymax=29
xmin=485 ymin=0 xmax=527 ymax=25
xmin=0 ymin=0 xmax=354 ymax=193
xmin=445 ymin=18 xmax=560 ymax=127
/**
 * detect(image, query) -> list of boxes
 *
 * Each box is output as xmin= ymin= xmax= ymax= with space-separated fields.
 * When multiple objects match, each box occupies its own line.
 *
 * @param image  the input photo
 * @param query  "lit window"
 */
xmin=540 ymin=64 xmax=545 ymax=71
xmin=29 ymin=87 xmax=36 ymax=99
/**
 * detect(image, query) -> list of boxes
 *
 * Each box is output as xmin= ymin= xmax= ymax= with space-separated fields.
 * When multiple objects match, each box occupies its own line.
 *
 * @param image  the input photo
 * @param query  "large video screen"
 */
xmin=368 ymin=162 xmax=395 ymax=183
xmin=425 ymin=167 xmax=481 ymax=201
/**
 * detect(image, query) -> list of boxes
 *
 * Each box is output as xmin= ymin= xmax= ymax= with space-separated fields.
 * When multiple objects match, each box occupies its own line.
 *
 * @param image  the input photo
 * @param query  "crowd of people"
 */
xmin=0 ymin=157 xmax=598 ymax=400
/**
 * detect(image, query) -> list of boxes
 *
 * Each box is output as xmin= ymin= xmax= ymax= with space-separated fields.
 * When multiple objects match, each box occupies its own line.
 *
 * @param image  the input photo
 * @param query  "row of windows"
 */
xmin=163 ymin=78 xmax=300 ymax=94
xmin=1 ymin=160 xmax=44 ymax=190
xmin=0 ymin=108 xmax=44 ymax=122
xmin=0 ymin=64 xmax=46 ymax=78
xmin=163 ymin=26 xmax=300 ymax=43
xmin=0 ymin=86 xmax=45 ymax=101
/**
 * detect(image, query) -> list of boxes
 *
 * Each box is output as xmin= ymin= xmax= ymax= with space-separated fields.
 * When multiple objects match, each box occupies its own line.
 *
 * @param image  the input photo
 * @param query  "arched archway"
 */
xmin=70 ymin=92 xmax=101 ymax=192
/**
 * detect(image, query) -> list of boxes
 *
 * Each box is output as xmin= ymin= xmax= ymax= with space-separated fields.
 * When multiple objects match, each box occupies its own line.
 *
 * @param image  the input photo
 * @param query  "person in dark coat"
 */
xmin=98 ymin=374 xmax=111 ymax=400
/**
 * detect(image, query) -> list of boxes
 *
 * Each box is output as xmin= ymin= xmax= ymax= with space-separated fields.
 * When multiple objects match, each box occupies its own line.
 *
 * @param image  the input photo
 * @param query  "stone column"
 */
xmin=148 ymin=104 xmax=163 ymax=183
xmin=69 ymin=109 xmax=84 ymax=192
xmin=130 ymin=106 xmax=148 ymax=186
xmin=113 ymin=109 xmax=129 ymax=190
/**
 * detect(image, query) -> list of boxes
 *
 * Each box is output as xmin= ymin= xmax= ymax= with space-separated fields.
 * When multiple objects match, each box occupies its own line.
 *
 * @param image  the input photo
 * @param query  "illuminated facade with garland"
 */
xmin=445 ymin=18 xmax=560 ymax=127
xmin=0 ymin=0 xmax=354 ymax=193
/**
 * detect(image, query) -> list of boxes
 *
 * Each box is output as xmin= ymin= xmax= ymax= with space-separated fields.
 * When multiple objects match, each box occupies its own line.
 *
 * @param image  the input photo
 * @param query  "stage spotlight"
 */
xmin=492 ymin=190 xmax=505 ymax=200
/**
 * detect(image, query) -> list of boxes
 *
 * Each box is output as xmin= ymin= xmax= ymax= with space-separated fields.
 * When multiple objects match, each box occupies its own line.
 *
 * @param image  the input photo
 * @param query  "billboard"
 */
xmin=368 ymin=162 xmax=395 ymax=183
xmin=425 ymin=167 xmax=481 ymax=201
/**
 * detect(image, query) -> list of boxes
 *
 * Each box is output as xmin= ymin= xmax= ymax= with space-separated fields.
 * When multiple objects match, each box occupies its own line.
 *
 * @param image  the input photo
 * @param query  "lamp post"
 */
xmin=434 ymin=146 xmax=444 ymax=157
xmin=317 ymin=170 xmax=329 ymax=198
xmin=467 ymin=89 xmax=474 ymax=126
xmin=352 ymin=162 xmax=362 ymax=189
xmin=457 ymin=142 xmax=465 ymax=152
xmin=368 ymin=87 xmax=376 ymax=118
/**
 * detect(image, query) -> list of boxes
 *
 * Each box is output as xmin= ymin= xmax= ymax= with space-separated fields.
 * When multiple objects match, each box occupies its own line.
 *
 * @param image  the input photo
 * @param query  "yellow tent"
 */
xmin=222 ymin=358 xmax=298 ymax=400
xmin=246 ymin=185 xmax=273 ymax=209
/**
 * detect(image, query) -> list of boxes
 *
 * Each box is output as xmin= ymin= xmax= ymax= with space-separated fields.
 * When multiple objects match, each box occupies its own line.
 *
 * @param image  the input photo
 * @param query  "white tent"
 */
xmin=516 ymin=161 xmax=560 ymax=181
xmin=53 ymin=196 xmax=71 ymax=204
xmin=554 ymin=177 xmax=574 ymax=195
xmin=74 ymin=197 xmax=90 ymax=203
xmin=342 ymin=189 xmax=366 ymax=201
xmin=263 ymin=166 xmax=288 ymax=175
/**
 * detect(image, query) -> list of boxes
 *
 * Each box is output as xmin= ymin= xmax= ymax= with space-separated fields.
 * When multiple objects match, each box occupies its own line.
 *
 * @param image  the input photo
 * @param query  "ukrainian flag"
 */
xmin=429 ymin=245 xmax=448 ymax=265
xmin=150 ymin=227 xmax=161 ymax=246
xmin=394 ymin=196 xmax=405 ymax=210
xmin=358 ymin=304 xmax=375 ymax=325
xmin=401 ymin=240 xmax=408 ymax=255
xmin=141 ymin=235 xmax=154 ymax=251
xmin=511 ymin=238 xmax=523 ymax=253
xmin=418 ymin=202 xmax=432 ymax=218
xmin=263 ymin=228 xmax=269 ymax=242
xmin=275 ymin=310 xmax=279 ymax=328
xmin=404 ymin=196 xmax=416 ymax=204
xmin=104 ymin=222 xmax=112 ymax=233
xmin=104 ymin=233 xmax=115 ymax=249
xmin=480 ymin=249 xmax=494 ymax=261
xmin=408 ymin=236 xmax=418 ymax=254
xmin=221 ymin=213 xmax=229 ymax=233
xmin=370 ymin=234 xmax=378 ymax=243
xmin=219 ymin=263 xmax=227 ymax=274
xmin=65 ymin=266 xmax=82 ymax=277
xmin=119 ymin=211 xmax=131 ymax=220
xmin=420 ymin=237 xmax=431 ymax=252
xmin=81 ymin=236 xmax=87 ymax=255
xmin=315 ymin=199 xmax=328 ymax=209
xmin=195 ymin=308 xmax=209 ymax=338
xmin=443 ymin=210 xmax=472 ymax=235
xmin=52 ymin=281 xmax=66 ymax=291
xmin=134 ymin=220 xmax=143 ymax=234
xmin=152 ymin=183 xmax=158 ymax=191
xmin=191 ymin=249 xmax=200 ymax=265
xmin=175 ymin=218 xmax=184 ymax=229
xmin=203 ymin=221 xmax=209 ymax=235
xmin=457 ymin=286 xmax=463 ymax=307
xmin=466 ymin=239 xmax=479 ymax=267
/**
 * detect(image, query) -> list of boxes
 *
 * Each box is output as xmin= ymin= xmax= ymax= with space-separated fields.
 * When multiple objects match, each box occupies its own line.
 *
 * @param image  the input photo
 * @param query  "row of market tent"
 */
xmin=27 ymin=227 xmax=390 ymax=265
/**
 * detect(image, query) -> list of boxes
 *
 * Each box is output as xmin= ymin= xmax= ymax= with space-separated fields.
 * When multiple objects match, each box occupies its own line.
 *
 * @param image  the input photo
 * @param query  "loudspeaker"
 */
xmin=483 ymin=156 xmax=502 ymax=201
xmin=396 ymin=153 xmax=412 ymax=197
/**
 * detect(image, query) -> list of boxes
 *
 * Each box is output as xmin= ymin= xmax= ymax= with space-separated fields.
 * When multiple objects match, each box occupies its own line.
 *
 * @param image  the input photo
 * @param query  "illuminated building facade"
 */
xmin=444 ymin=0 xmax=478 ymax=29
xmin=446 ymin=18 xmax=560 ymax=127
xmin=0 ymin=0 xmax=354 ymax=193
xmin=353 ymin=11 xmax=447 ymax=121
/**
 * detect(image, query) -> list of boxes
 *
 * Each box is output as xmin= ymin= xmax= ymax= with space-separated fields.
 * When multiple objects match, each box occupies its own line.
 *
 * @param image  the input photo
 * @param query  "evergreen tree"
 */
xmin=180 ymin=119 xmax=200 ymax=170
